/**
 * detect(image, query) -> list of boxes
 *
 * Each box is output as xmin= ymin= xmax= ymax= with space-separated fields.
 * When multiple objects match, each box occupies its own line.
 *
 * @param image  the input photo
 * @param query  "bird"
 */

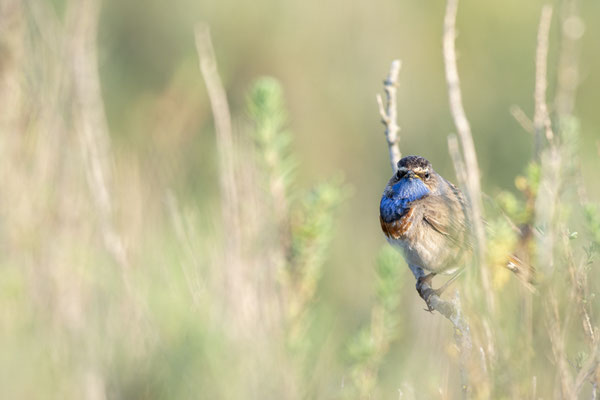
xmin=379 ymin=155 xmax=470 ymax=295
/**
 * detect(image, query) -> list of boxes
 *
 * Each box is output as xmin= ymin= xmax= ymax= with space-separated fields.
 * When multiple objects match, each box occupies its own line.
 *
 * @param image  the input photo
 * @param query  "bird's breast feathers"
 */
xmin=380 ymin=207 xmax=415 ymax=240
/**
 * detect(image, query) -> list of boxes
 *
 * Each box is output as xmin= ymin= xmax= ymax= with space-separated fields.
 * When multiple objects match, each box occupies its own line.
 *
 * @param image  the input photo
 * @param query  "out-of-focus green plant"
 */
xmin=248 ymin=77 xmax=296 ymax=230
xmin=345 ymin=246 xmax=404 ymax=399
xmin=246 ymin=77 xmax=348 ymax=393
xmin=584 ymin=204 xmax=600 ymax=247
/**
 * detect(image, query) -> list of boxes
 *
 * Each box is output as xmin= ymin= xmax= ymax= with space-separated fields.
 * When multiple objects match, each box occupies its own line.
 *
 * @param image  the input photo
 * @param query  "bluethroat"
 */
xmin=380 ymin=155 xmax=470 ymax=294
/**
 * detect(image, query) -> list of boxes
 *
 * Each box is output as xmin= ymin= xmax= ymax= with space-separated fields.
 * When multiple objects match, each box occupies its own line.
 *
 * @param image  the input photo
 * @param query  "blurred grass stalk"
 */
xmin=195 ymin=24 xmax=347 ymax=398
xmin=1 ymin=0 xmax=599 ymax=398
xmin=456 ymin=1 xmax=600 ymax=398
xmin=1 ymin=0 xmax=350 ymax=397
xmin=447 ymin=1 xmax=600 ymax=397
xmin=0 ymin=0 xmax=146 ymax=398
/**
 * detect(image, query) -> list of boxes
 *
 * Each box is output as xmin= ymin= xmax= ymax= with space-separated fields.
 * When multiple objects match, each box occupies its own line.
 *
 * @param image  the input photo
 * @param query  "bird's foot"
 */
xmin=416 ymin=273 xmax=436 ymax=289
xmin=432 ymin=268 xmax=465 ymax=296
xmin=416 ymin=273 xmax=437 ymax=312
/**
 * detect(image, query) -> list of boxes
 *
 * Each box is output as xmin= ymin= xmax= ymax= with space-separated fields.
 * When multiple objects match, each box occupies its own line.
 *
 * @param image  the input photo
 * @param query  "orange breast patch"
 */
xmin=380 ymin=207 xmax=414 ymax=239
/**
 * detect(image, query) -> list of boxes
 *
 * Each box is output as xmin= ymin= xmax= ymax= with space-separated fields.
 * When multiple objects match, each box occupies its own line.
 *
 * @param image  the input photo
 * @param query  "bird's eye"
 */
xmin=424 ymin=171 xmax=431 ymax=180
xmin=396 ymin=170 xmax=405 ymax=180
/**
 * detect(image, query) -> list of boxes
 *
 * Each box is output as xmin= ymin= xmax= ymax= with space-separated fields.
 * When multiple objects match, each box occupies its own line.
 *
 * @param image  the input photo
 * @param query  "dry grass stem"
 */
xmin=534 ymin=5 xmax=554 ymax=156
xmin=70 ymin=0 xmax=130 ymax=272
xmin=195 ymin=24 xmax=253 ymax=331
xmin=442 ymin=0 xmax=494 ymax=315
xmin=509 ymin=105 xmax=535 ymax=134
xmin=195 ymin=23 xmax=241 ymax=258
xmin=555 ymin=0 xmax=584 ymax=116
xmin=165 ymin=191 xmax=206 ymax=307
xmin=447 ymin=134 xmax=467 ymax=189
xmin=545 ymin=295 xmax=575 ymax=399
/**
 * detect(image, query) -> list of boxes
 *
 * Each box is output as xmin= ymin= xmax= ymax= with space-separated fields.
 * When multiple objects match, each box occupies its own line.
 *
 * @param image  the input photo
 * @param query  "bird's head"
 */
xmin=380 ymin=156 xmax=438 ymax=221
xmin=388 ymin=155 xmax=439 ymax=192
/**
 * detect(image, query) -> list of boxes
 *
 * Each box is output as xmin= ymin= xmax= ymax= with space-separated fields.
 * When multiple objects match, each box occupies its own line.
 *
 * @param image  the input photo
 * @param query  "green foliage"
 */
xmin=4 ymin=2 xmax=600 ymax=398
xmin=345 ymin=246 xmax=404 ymax=398
xmin=245 ymin=78 xmax=350 ymax=393
xmin=248 ymin=77 xmax=296 ymax=203
xmin=375 ymin=246 xmax=404 ymax=329
xmin=584 ymin=203 xmax=600 ymax=246
xmin=496 ymin=161 xmax=539 ymax=225
xmin=247 ymin=77 xmax=348 ymax=328
xmin=290 ymin=179 xmax=347 ymax=284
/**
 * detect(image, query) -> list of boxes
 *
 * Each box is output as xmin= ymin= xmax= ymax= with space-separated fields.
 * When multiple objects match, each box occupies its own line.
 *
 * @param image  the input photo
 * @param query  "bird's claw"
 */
xmin=416 ymin=273 xmax=436 ymax=289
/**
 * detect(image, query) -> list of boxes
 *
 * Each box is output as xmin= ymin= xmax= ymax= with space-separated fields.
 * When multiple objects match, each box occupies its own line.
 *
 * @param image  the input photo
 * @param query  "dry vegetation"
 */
xmin=0 ymin=0 xmax=599 ymax=399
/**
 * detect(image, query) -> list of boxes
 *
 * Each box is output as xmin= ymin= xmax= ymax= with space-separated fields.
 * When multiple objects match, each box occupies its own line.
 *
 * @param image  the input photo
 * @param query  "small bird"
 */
xmin=379 ymin=155 xmax=470 ymax=294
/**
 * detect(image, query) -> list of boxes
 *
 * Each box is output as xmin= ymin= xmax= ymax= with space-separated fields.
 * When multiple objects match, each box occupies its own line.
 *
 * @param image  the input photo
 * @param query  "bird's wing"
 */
xmin=417 ymin=187 xmax=470 ymax=251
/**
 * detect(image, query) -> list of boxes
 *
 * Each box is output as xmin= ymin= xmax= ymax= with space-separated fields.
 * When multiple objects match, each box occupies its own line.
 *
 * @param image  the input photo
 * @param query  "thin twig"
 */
xmin=534 ymin=5 xmax=554 ymax=157
xmin=510 ymin=105 xmax=535 ymax=135
xmin=442 ymin=0 xmax=494 ymax=314
xmin=376 ymin=60 xmax=402 ymax=171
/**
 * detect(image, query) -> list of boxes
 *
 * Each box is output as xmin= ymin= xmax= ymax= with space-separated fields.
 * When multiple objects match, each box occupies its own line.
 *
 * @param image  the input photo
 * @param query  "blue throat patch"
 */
xmin=380 ymin=178 xmax=430 ymax=222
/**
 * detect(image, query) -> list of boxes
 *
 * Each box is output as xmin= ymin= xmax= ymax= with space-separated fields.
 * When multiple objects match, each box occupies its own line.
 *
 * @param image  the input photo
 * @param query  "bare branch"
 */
xmin=443 ymin=0 xmax=494 ymax=314
xmin=377 ymin=60 xmax=402 ymax=172
xmin=534 ymin=5 xmax=554 ymax=157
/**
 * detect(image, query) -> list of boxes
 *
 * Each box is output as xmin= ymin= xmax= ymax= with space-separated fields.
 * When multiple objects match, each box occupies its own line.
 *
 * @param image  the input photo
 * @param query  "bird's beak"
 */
xmin=406 ymin=171 xmax=416 ymax=179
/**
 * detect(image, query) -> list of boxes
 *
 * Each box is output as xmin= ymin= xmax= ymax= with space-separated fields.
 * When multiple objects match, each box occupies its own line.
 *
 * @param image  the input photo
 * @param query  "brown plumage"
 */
xmin=380 ymin=156 xmax=471 ymax=276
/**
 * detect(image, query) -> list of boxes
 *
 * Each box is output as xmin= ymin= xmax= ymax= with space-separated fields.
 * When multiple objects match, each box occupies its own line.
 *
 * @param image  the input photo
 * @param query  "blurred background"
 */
xmin=1 ymin=0 xmax=599 ymax=398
